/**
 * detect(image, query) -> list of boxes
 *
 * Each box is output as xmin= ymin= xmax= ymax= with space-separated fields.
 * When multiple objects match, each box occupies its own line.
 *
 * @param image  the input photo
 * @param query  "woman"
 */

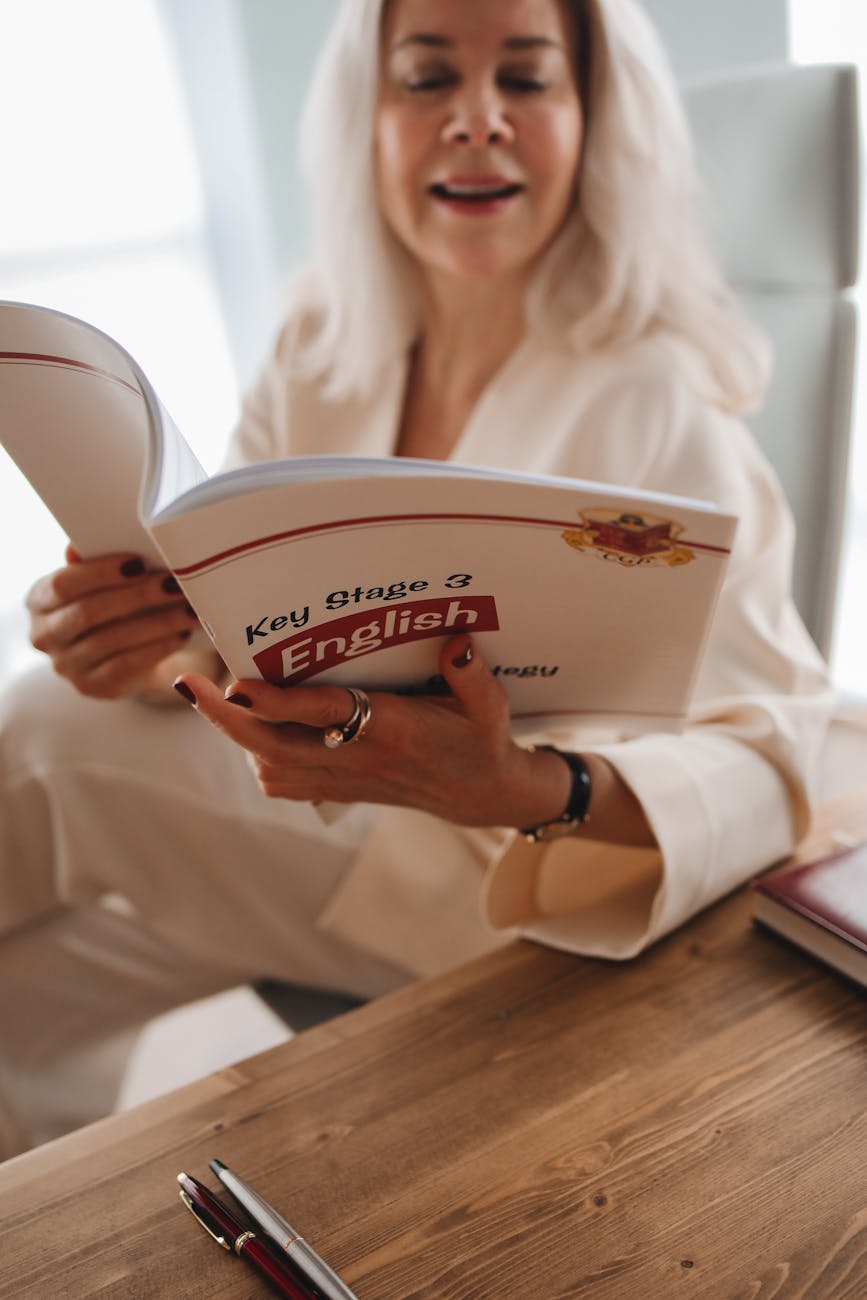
xmin=0 ymin=0 xmax=831 ymax=1157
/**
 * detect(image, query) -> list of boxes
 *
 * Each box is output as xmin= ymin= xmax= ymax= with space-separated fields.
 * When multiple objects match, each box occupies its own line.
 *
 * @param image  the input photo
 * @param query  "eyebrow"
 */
xmin=392 ymin=33 xmax=564 ymax=53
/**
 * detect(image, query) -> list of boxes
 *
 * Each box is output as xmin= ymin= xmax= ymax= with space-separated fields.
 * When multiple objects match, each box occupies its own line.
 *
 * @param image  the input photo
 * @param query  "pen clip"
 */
xmin=179 ymin=1188 xmax=232 ymax=1252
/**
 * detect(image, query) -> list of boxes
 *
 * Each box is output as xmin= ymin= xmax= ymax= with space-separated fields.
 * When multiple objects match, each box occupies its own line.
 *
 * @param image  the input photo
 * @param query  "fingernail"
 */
xmin=179 ymin=629 xmax=192 ymax=641
xmin=120 ymin=558 xmax=145 ymax=578
xmin=173 ymin=680 xmax=196 ymax=704
xmin=226 ymin=692 xmax=253 ymax=708
xmin=161 ymin=574 xmax=181 ymax=594
xmin=185 ymin=602 xmax=198 ymax=618
xmin=452 ymin=645 xmax=473 ymax=668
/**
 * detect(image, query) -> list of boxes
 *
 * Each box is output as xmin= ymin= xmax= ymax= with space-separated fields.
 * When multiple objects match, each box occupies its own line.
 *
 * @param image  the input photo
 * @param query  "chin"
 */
xmin=429 ymin=244 xmax=533 ymax=286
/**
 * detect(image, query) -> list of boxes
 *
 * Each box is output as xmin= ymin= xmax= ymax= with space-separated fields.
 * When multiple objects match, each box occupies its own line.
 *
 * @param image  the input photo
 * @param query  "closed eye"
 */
xmin=403 ymin=60 xmax=459 ymax=93
xmin=407 ymin=73 xmax=459 ymax=92
xmin=498 ymin=75 xmax=548 ymax=93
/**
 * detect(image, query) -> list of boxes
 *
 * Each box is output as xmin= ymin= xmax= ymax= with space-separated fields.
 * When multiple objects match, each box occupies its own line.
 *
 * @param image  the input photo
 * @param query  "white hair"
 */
xmin=297 ymin=0 xmax=770 ymax=413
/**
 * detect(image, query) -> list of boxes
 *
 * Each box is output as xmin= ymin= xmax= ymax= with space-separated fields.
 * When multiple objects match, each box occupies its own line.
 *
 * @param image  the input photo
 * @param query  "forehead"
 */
xmin=381 ymin=0 xmax=574 ymax=51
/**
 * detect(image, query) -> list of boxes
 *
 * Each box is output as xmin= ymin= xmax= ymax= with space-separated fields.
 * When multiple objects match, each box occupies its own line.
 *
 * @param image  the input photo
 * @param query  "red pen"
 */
xmin=178 ymin=1171 xmax=314 ymax=1299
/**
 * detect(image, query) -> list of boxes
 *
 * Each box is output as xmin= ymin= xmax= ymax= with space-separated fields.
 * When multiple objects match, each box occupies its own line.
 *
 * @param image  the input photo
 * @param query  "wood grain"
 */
xmin=1 ymin=796 xmax=866 ymax=1299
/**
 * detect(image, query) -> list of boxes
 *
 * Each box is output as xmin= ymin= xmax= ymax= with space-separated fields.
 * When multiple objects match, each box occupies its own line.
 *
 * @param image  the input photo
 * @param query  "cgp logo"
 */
xmin=253 ymin=595 xmax=499 ymax=685
xmin=562 ymin=508 xmax=695 ymax=567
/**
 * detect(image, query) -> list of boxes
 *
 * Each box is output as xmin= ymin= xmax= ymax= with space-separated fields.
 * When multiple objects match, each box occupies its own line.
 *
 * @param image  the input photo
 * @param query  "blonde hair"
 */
xmin=298 ymin=0 xmax=769 ymax=412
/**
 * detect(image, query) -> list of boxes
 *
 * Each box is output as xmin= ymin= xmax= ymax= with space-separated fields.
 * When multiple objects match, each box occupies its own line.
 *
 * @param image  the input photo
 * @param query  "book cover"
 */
xmin=752 ymin=842 xmax=867 ymax=990
xmin=0 ymin=300 xmax=737 ymax=725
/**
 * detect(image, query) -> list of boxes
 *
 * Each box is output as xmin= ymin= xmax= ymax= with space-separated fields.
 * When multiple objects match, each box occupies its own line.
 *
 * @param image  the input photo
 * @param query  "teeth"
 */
xmin=448 ymin=183 xmax=502 ymax=196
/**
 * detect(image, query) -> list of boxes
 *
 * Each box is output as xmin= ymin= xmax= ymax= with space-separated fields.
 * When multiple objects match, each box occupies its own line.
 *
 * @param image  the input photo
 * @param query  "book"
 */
xmin=752 ymin=842 xmax=867 ymax=991
xmin=0 ymin=300 xmax=737 ymax=726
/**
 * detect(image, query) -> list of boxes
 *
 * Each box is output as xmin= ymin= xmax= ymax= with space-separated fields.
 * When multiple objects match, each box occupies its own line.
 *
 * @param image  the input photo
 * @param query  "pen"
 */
xmin=210 ymin=1157 xmax=359 ymax=1300
xmin=177 ymin=1171 xmax=315 ymax=1300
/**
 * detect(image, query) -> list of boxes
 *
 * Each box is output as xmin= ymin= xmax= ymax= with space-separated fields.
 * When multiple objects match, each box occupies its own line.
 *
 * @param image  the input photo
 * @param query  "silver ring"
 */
xmin=323 ymin=687 xmax=372 ymax=749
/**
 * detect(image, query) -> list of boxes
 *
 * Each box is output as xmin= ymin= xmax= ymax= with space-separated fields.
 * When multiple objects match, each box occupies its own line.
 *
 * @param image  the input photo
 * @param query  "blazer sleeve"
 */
xmin=482 ymin=358 xmax=835 ymax=959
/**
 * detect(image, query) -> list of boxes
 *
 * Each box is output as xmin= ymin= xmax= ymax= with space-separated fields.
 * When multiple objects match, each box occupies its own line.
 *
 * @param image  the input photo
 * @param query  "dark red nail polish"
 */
xmin=226 ymin=692 xmax=253 ymax=708
xmin=178 ymin=629 xmax=192 ymax=640
xmin=120 ymin=558 xmax=145 ymax=578
xmin=173 ymin=680 xmax=196 ymax=704
xmin=452 ymin=645 xmax=473 ymax=668
xmin=162 ymin=574 xmax=181 ymax=594
xmin=185 ymin=602 xmax=198 ymax=618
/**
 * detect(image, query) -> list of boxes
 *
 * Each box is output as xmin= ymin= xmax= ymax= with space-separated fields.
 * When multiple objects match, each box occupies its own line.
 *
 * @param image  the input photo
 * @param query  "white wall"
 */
xmin=641 ymin=0 xmax=789 ymax=79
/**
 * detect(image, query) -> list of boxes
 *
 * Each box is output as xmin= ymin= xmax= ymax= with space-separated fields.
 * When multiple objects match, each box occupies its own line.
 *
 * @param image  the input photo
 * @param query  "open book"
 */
xmin=0 ymin=301 xmax=737 ymax=726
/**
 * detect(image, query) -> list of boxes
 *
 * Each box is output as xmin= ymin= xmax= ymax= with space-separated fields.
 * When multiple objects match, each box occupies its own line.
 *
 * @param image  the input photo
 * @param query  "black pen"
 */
xmin=210 ymin=1158 xmax=359 ymax=1300
xmin=178 ymin=1171 xmax=315 ymax=1299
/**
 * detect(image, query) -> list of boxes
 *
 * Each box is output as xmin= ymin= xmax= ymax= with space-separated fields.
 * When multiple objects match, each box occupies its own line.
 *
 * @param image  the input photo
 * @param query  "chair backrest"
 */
xmin=682 ymin=63 xmax=860 ymax=657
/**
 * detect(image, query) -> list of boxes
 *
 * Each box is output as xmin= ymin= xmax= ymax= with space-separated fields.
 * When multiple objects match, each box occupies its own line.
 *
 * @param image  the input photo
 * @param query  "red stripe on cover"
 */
xmin=172 ymin=512 xmax=730 ymax=577
xmin=0 ymin=351 xmax=141 ymax=398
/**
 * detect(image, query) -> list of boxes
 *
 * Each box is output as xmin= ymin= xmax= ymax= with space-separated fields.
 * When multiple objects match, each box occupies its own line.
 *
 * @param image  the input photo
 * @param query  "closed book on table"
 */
xmin=752 ymin=842 xmax=867 ymax=990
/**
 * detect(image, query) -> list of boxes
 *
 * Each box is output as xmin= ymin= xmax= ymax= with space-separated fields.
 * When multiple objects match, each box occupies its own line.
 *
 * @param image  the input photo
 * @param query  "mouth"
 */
xmin=429 ymin=179 xmax=525 ymax=204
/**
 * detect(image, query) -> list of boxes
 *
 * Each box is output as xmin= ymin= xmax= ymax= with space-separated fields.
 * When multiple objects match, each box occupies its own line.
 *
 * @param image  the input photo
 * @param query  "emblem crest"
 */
xmin=562 ymin=509 xmax=694 ymax=567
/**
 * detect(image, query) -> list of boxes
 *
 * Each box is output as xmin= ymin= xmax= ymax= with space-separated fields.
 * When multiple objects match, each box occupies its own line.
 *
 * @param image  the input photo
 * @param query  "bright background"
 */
xmin=0 ymin=0 xmax=239 ymax=678
xmin=0 ymin=0 xmax=864 ymax=690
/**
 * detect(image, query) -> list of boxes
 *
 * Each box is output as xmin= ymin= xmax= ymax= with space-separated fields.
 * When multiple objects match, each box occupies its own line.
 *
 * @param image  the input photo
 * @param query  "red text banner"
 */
xmin=253 ymin=595 xmax=500 ymax=685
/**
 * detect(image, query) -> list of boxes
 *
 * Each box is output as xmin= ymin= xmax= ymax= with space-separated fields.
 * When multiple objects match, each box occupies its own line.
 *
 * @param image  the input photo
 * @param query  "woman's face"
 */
xmin=376 ymin=0 xmax=583 ymax=293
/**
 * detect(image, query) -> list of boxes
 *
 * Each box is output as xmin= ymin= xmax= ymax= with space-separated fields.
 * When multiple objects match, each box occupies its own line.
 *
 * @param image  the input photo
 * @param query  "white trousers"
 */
xmin=0 ymin=665 xmax=411 ymax=1158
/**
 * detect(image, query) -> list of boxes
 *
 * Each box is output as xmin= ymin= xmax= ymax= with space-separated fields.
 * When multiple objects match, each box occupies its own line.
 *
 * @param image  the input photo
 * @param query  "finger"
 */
xmin=65 ymin=543 xmax=83 ymax=564
xmin=252 ymin=761 xmax=343 ymax=802
xmin=220 ymin=678 xmax=377 ymax=733
xmin=68 ymin=633 xmax=194 ymax=700
xmin=26 ymin=553 xmax=167 ymax=615
xmin=48 ymin=605 xmax=197 ymax=676
xmin=438 ymin=635 xmax=508 ymax=730
xmin=176 ymin=674 xmax=309 ymax=760
xmin=31 ymin=584 xmax=197 ymax=656
xmin=182 ymin=674 xmax=362 ymax=768
xmin=252 ymin=758 xmax=400 ymax=806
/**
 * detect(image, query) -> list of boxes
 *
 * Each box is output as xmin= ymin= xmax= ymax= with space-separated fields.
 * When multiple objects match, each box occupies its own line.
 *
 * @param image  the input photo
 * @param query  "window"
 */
xmin=0 ymin=0 xmax=239 ymax=679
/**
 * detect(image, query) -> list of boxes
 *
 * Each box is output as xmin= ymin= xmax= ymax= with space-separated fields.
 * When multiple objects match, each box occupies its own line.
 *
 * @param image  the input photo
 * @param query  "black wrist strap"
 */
xmin=520 ymin=746 xmax=592 ymax=843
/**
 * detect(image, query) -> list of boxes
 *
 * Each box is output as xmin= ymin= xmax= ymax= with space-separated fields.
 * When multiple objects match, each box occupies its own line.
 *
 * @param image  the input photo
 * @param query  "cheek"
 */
xmin=374 ymin=123 xmax=398 ymax=214
xmin=523 ymin=109 xmax=583 ymax=201
xmin=375 ymin=112 xmax=418 ymax=214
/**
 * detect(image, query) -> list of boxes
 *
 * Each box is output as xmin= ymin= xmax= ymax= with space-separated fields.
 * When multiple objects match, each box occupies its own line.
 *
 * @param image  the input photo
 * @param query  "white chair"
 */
xmin=682 ymin=62 xmax=860 ymax=660
xmin=683 ymin=61 xmax=867 ymax=804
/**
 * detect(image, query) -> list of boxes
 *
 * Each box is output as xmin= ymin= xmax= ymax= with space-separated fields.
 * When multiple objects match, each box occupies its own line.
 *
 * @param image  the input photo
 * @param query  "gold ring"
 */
xmin=323 ymin=687 xmax=372 ymax=749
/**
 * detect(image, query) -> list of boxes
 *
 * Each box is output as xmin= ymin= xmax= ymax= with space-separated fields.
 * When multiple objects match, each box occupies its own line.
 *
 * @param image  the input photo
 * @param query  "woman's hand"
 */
xmin=26 ymin=544 xmax=205 ymax=700
xmin=175 ymin=635 xmax=574 ymax=830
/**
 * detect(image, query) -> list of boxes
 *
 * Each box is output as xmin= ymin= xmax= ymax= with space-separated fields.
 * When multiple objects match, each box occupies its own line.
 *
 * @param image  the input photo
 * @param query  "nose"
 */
xmin=442 ymin=85 xmax=515 ymax=147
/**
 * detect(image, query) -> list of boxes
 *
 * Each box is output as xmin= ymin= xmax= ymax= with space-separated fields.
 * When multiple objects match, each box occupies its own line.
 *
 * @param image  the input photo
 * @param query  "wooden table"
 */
xmin=2 ymin=795 xmax=866 ymax=1299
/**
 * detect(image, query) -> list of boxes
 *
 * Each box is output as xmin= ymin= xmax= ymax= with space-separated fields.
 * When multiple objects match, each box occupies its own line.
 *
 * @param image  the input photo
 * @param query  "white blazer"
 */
xmin=224 ymin=303 xmax=833 ymax=977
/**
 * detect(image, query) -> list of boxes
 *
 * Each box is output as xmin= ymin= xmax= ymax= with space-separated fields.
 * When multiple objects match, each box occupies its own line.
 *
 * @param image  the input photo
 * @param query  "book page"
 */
xmin=0 ymin=301 xmax=205 ymax=567
xmin=152 ymin=452 xmax=718 ymax=522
